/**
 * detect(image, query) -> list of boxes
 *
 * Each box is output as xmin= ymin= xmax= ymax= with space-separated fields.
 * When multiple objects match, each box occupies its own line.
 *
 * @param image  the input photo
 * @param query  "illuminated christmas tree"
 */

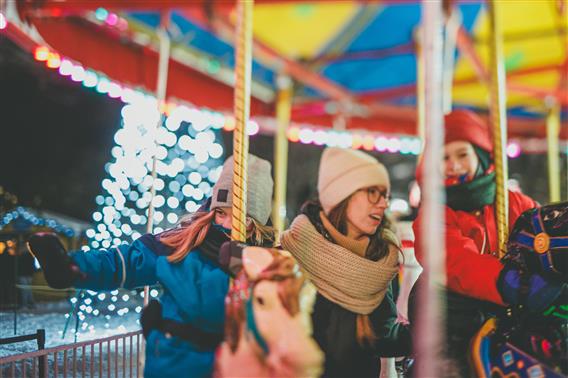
xmin=71 ymin=96 xmax=226 ymax=336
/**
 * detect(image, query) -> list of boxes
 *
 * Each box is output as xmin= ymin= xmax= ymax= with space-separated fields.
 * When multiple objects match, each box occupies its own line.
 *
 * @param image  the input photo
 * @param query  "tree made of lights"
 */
xmin=70 ymin=95 xmax=226 ymax=337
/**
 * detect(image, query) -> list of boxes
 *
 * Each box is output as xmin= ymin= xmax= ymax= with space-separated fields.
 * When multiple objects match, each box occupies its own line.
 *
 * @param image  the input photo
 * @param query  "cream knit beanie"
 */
xmin=318 ymin=147 xmax=390 ymax=214
xmin=211 ymin=154 xmax=273 ymax=225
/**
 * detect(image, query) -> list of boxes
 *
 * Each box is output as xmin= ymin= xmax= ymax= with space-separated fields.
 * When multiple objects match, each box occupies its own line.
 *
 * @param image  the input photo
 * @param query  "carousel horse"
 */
xmin=215 ymin=246 xmax=324 ymax=378
xmin=470 ymin=202 xmax=568 ymax=378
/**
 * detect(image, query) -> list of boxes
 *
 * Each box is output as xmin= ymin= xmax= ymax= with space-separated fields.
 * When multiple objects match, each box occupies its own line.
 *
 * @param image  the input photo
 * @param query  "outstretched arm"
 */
xmin=71 ymin=236 xmax=163 ymax=290
xmin=29 ymin=233 xmax=168 ymax=291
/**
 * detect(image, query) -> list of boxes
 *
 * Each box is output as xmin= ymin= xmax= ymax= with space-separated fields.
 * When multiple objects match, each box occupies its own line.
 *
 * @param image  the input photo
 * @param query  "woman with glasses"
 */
xmin=281 ymin=147 xmax=411 ymax=378
xmin=28 ymin=154 xmax=275 ymax=378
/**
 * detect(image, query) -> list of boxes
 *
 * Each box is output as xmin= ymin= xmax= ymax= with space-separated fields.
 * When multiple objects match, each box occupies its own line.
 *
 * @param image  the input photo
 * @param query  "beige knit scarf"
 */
xmin=280 ymin=214 xmax=400 ymax=315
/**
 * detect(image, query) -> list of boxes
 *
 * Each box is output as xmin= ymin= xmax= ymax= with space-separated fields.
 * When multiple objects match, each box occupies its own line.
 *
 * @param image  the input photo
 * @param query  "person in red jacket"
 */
xmin=412 ymin=109 xmax=564 ymax=376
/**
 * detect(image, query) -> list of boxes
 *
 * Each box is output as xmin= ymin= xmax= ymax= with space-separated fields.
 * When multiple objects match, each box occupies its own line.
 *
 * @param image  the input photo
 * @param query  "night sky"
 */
xmin=1 ymin=36 xmax=122 ymax=221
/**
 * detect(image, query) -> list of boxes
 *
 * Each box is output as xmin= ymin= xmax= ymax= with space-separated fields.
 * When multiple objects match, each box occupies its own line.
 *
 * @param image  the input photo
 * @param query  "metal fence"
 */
xmin=0 ymin=329 xmax=46 ymax=377
xmin=0 ymin=330 xmax=142 ymax=377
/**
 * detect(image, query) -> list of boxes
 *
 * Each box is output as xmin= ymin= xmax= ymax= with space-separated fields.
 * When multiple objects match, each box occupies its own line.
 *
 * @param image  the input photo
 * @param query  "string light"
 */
xmin=30 ymin=47 xmax=527 ymax=173
xmin=46 ymin=52 xmax=61 ymax=69
xmin=93 ymin=7 xmax=128 ymax=31
xmin=0 ymin=12 xmax=7 ymax=30
xmin=0 ymin=207 xmax=75 ymax=237
xmin=506 ymin=141 xmax=521 ymax=158
xmin=34 ymin=46 xmax=49 ymax=61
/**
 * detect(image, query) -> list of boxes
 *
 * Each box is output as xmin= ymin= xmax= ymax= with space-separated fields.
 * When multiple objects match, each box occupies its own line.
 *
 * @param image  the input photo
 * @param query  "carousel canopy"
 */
xmin=6 ymin=0 xmax=568 ymax=139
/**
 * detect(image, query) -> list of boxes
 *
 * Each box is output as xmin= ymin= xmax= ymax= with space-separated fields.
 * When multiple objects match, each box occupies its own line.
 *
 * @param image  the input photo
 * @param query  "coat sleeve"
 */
xmin=70 ymin=234 xmax=172 ymax=291
xmin=413 ymin=208 xmax=505 ymax=305
xmin=508 ymin=191 xmax=538 ymax=229
xmin=371 ymin=285 xmax=412 ymax=357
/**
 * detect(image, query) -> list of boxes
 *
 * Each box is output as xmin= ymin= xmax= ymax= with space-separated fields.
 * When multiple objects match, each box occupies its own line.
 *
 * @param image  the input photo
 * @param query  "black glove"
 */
xmin=218 ymin=241 xmax=247 ymax=276
xmin=27 ymin=233 xmax=84 ymax=289
xmin=497 ymin=262 xmax=566 ymax=313
xmin=140 ymin=299 xmax=162 ymax=338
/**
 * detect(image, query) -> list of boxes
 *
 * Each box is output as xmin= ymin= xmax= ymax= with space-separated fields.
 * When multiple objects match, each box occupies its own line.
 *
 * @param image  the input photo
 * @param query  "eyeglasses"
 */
xmin=361 ymin=187 xmax=391 ymax=205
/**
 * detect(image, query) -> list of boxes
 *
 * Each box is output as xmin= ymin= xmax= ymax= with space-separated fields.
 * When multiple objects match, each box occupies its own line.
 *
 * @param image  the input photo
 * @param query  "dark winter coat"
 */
xmin=301 ymin=203 xmax=411 ymax=378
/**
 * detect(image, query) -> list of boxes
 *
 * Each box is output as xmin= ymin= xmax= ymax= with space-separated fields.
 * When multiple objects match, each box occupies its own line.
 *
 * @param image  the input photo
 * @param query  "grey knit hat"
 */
xmin=211 ymin=154 xmax=273 ymax=225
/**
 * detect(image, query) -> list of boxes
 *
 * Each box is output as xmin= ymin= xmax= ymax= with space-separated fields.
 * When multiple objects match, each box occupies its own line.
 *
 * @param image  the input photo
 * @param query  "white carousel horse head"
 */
xmin=215 ymin=247 xmax=323 ymax=378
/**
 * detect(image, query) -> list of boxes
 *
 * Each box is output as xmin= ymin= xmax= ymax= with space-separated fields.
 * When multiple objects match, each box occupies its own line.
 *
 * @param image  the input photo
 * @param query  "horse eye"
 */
xmin=256 ymin=296 xmax=265 ymax=306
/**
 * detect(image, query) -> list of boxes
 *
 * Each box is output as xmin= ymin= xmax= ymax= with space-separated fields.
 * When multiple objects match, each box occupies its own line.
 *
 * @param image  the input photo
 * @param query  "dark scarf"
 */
xmin=198 ymin=224 xmax=231 ymax=263
xmin=445 ymin=146 xmax=496 ymax=212
xmin=198 ymin=223 xmax=272 ymax=277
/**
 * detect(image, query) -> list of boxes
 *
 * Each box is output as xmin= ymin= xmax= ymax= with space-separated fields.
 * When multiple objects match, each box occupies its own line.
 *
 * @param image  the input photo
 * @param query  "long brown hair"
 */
xmin=327 ymin=196 xmax=398 ymax=261
xmin=327 ymin=195 xmax=400 ymax=347
xmin=161 ymin=210 xmax=276 ymax=264
xmin=162 ymin=211 xmax=215 ymax=263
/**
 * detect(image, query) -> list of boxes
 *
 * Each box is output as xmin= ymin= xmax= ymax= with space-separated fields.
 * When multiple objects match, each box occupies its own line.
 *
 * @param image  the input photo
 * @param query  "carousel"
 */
xmin=0 ymin=0 xmax=566 ymax=377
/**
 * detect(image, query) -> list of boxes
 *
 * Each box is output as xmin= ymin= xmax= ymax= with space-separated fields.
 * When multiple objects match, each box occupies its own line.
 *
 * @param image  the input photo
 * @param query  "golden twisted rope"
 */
xmin=488 ymin=0 xmax=509 ymax=258
xmin=231 ymin=0 xmax=253 ymax=243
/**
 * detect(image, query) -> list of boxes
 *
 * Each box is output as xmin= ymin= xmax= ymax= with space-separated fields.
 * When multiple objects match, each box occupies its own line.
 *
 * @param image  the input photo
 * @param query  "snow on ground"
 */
xmin=1 ymin=300 xmax=143 ymax=377
xmin=0 ymin=300 xmax=141 ymax=358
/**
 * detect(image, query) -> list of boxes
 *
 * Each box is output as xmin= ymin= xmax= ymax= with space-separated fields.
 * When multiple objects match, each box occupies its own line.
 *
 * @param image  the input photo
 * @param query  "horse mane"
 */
xmin=224 ymin=249 xmax=305 ymax=353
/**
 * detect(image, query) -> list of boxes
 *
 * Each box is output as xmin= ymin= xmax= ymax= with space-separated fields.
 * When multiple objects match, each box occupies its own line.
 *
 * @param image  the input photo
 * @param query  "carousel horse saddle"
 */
xmin=471 ymin=202 xmax=568 ymax=378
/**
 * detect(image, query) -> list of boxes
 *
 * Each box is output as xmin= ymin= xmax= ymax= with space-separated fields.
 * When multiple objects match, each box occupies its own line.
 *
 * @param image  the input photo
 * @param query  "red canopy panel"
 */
xmin=28 ymin=17 xmax=273 ymax=116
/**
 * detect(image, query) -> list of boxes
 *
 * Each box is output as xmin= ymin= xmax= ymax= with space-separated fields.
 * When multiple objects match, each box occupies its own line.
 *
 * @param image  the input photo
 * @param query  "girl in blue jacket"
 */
xmin=28 ymin=154 xmax=275 ymax=378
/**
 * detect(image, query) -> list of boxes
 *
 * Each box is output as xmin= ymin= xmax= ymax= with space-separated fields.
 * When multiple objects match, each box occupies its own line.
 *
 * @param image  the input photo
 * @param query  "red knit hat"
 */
xmin=444 ymin=109 xmax=493 ymax=153
xmin=415 ymin=110 xmax=493 ymax=186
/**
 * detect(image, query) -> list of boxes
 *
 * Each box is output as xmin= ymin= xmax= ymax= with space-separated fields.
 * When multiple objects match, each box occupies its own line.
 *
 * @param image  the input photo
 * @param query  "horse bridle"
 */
xmin=242 ymin=265 xmax=303 ymax=357
xmin=245 ymin=287 xmax=270 ymax=355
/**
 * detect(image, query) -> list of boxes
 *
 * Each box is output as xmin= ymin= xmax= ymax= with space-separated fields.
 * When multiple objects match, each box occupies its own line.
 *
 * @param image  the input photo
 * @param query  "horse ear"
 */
xmin=242 ymin=247 xmax=274 ymax=279
xmin=276 ymin=249 xmax=292 ymax=258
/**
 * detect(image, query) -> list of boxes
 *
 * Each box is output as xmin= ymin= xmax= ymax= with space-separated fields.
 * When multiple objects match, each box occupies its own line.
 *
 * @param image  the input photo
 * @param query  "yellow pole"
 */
xmin=546 ymin=101 xmax=561 ymax=202
xmin=272 ymin=75 xmax=292 ymax=243
xmin=231 ymin=0 xmax=254 ymax=243
xmin=487 ymin=0 xmax=509 ymax=258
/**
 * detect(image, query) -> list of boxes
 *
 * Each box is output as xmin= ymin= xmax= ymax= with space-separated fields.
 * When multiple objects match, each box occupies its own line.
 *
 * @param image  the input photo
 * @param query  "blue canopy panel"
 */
xmin=303 ymin=3 xmax=482 ymax=101
xmin=127 ymin=11 xmax=276 ymax=89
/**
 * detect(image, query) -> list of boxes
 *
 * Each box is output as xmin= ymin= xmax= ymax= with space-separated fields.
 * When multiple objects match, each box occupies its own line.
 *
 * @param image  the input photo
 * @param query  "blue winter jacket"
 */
xmin=70 ymin=234 xmax=230 ymax=378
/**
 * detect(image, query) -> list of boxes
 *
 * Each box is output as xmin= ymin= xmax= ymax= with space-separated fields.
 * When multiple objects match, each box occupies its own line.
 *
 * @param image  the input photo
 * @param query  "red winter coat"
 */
xmin=413 ymin=191 xmax=536 ymax=305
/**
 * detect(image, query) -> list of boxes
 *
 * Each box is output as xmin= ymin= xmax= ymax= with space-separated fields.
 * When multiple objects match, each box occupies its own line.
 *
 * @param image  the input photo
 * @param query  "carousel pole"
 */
xmin=272 ymin=75 xmax=292 ymax=243
xmin=231 ymin=0 xmax=254 ymax=243
xmin=487 ymin=0 xmax=509 ymax=257
xmin=442 ymin=6 xmax=460 ymax=115
xmin=140 ymin=12 xmax=170 ymax=377
xmin=548 ymin=2 xmax=565 ymax=203
xmin=415 ymin=1 xmax=446 ymax=377
xmin=546 ymin=100 xmax=561 ymax=202
xmin=416 ymin=37 xmax=426 ymax=143
xmin=143 ymin=11 xmax=171 ymax=306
